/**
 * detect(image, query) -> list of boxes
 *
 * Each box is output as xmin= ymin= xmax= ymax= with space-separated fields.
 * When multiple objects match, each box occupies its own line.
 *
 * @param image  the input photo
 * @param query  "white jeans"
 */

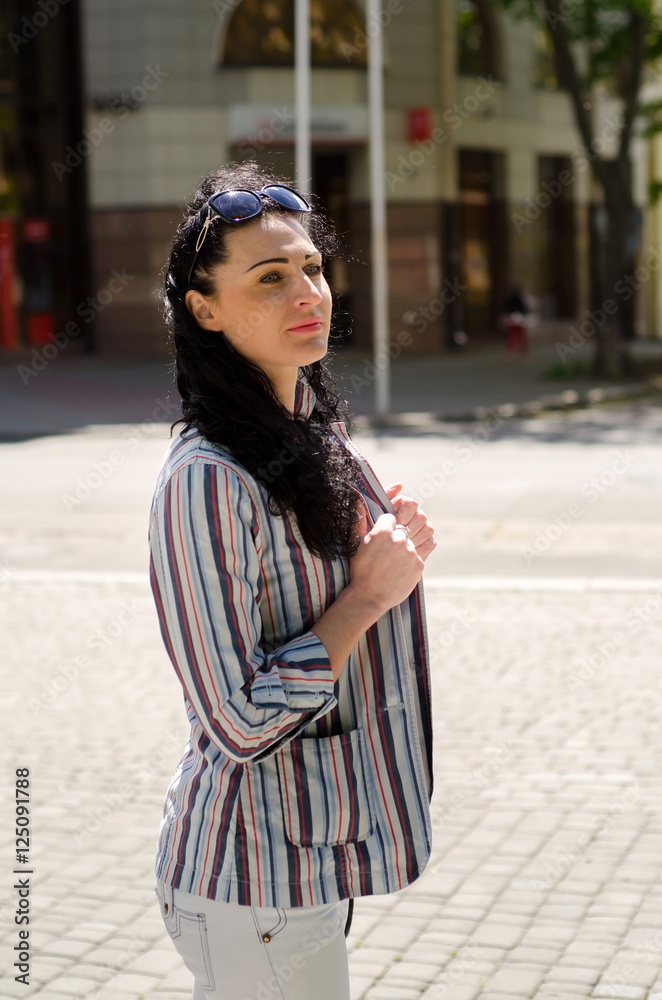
xmin=155 ymin=880 xmax=351 ymax=1000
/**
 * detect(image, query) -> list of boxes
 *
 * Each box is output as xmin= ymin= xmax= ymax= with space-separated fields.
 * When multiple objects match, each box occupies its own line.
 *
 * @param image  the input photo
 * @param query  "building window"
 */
xmin=222 ymin=0 xmax=367 ymax=68
xmin=456 ymin=0 xmax=500 ymax=78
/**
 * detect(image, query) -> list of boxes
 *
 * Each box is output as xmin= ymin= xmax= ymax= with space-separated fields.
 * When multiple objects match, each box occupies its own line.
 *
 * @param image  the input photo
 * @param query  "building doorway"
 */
xmin=312 ymin=150 xmax=353 ymax=345
xmin=537 ymin=155 xmax=577 ymax=319
xmin=458 ymin=148 xmax=508 ymax=339
xmin=0 ymin=0 xmax=90 ymax=353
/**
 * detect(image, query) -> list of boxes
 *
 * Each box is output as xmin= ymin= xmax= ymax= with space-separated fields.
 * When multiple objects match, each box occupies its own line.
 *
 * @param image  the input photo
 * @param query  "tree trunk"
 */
xmin=591 ymin=160 xmax=637 ymax=378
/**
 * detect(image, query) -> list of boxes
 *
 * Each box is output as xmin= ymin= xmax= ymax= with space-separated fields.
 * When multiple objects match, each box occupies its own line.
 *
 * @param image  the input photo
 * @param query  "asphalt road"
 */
xmin=1 ymin=394 xmax=660 ymax=581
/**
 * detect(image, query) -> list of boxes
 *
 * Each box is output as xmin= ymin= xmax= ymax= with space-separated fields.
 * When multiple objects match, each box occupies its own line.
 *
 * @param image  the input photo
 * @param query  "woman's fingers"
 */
xmin=353 ymin=494 xmax=371 ymax=541
xmin=357 ymin=490 xmax=436 ymax=560
xmin=395 ymin=505 xmax=428 ymax=540
xmin=394 ymin=497 xmax=425 ymax=525
xmin=388 ymin=496 xmax=436 ymax=559
xmin=412 ymin=529 xmax=437 ymax=561
xmin=409 ymin=526 xmax=436 ymax=559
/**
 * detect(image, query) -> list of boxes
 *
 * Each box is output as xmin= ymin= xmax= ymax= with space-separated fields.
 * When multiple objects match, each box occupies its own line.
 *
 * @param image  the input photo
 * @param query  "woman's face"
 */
xmin=186 ymin=212 xmax=332 ymax=383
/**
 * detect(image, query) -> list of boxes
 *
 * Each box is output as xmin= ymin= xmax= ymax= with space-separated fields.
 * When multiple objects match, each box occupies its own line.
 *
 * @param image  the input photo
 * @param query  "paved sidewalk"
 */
xmin=2 ymin=575 xmax=661 ymax=999
xmin=2 ymin=349 xmax=662 ymax=999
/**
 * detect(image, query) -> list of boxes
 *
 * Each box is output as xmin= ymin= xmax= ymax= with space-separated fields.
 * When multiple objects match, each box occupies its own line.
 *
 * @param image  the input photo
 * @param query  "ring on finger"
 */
xmin=393 ymin=523 xmax=411 ymax=536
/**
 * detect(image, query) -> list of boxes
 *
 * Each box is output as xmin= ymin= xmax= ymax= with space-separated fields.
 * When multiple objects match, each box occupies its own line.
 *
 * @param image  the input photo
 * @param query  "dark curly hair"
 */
xmin=162 ymin=161 xmax=364 ymax=560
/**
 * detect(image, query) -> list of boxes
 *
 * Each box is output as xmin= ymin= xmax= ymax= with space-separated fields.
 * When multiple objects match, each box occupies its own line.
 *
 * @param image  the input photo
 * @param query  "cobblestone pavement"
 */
xmin=2 ymin=574 xmax=661 ymax=1000
xmin=2 ymin=398 xmax=662 ymax=999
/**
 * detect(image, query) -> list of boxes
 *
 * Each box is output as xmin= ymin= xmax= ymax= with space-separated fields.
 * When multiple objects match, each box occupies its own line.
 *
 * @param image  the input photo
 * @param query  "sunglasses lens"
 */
xmin=210 ymin=190 xmax=262 ymax=222
xmin=262 ymin=185 xmax=312 ymax=212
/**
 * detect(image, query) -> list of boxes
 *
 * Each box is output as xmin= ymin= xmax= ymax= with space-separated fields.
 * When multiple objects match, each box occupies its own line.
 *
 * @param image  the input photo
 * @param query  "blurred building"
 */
xmin=0 ymin=0 xmax=658 ymax=358
xmin=0 ymin=0 xmax=90 ymax=357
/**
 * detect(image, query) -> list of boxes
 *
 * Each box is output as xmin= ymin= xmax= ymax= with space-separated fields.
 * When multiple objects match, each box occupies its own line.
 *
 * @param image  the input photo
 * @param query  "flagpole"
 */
xmin=294 ymin=0 xmax=311 ymax=197
xmin=367 ymin=0 xmax=389 ymax=416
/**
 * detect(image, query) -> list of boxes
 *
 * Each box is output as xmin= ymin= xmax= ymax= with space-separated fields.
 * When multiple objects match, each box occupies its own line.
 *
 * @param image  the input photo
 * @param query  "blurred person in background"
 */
xmin=503 ymin=284 xmax=531 ymax=359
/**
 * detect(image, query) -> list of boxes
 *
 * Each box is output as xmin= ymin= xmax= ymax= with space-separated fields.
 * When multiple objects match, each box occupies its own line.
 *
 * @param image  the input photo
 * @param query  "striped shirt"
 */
xmin=148 ymin=376 xmax=433 ymax=906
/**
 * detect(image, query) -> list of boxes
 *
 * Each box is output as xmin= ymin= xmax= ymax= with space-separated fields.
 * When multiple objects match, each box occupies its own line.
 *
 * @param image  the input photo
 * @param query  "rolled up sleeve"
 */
xmin=149 ymin=460 xmax=336 ymax=763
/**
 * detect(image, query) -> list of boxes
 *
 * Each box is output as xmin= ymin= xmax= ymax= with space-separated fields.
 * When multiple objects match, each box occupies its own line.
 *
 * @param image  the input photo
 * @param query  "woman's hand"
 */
xmin=385 ymin=482 xmax=437 ymax=562
xmin=310 ymin=486 xmax=435 ymax=677
xmin=347 ymin=494 xmax=426 ymax=616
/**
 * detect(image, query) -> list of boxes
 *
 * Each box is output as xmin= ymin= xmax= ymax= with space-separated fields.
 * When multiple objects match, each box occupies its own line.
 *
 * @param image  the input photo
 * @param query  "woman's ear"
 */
xmin=185 ymin=289 xmax=222 ymax=331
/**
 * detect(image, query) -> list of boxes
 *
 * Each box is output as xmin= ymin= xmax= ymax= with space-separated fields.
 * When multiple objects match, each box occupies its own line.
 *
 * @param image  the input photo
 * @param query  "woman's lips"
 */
xmin=287 ymin=318 xmax=324 ymax=332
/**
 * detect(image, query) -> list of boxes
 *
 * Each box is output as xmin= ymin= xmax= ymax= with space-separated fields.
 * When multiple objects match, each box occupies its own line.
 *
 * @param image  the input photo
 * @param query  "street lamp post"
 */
xmin=294 ymin=0 xmax=311 ymax=197
xmin=367 ymin=0 xmax=389 ymax=416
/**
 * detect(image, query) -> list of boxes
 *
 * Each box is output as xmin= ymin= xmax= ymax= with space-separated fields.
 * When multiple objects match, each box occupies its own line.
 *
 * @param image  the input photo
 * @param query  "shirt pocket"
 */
xmin=277 ymin=728 xmax=376 ymax=847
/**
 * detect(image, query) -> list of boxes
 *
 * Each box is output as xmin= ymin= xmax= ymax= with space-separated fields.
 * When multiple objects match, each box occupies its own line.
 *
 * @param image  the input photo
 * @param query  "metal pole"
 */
xmin=367 ymin=0 xmax=389 ymax=416
xmin=294 ymin=0 xmax=311 ymax=197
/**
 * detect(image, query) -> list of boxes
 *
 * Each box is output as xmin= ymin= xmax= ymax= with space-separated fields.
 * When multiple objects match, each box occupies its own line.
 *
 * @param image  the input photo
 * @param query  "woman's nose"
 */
xmin=294 ymin=271 xmax=323 ymax=305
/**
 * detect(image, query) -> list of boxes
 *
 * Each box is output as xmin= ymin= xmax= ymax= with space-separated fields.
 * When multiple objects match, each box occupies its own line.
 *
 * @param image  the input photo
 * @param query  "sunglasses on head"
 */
xmin=185 ymin=184 xmax=312 ymax=288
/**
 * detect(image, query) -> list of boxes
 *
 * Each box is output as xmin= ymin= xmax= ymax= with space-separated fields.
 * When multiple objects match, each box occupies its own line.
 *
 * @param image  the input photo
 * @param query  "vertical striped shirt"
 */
xmin=148 ymin=376 xmax=433 ymax=906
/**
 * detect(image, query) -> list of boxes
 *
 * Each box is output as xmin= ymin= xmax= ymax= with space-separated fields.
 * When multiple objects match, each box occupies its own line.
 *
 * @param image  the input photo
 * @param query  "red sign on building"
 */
xmin=406 ymin=107 xmax=433 ymax=143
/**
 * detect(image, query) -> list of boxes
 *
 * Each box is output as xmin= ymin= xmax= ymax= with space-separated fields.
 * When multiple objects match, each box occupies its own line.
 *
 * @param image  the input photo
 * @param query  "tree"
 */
xmin=487 ymin=0 xmax=662 ymax=376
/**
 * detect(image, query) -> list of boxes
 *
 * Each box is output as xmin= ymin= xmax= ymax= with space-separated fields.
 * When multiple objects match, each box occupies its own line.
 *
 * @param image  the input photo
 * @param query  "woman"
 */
xmin=149 ymin=162 xmax=436 ymax=1000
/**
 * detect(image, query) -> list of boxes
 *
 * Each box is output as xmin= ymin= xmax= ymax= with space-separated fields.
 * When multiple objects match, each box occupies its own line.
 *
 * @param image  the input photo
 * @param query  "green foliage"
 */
xmin=649 ymin=179 xmax=662 ymax=206
xmin=543 ymin=358 xmax=593 ymax=379
xmin=639 ymin=99 xmax=662 ymax=138
xmin=488 ymin=0 xmax=662 ymax=95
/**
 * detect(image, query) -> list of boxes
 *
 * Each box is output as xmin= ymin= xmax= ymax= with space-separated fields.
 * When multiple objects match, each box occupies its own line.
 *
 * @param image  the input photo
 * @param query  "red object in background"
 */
xmin=0 ymin=217 xmax=18 ymax=349
xmin=23 ymin=216 xmax=55 ymax=346
xmin=406 ymin=107 xmax=433 ymax=143
xmin=23 ymin=217 xmax=51 ymax=243
xmin=26 ymin=313 xmax=54 ymax=345
xmin=507 ymin=314 xmax=529 ymax=356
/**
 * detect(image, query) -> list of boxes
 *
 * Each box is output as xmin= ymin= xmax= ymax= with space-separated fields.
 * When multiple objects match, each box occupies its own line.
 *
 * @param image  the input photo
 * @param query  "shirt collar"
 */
xmin=293 ymin=376 xmax=316 ymax=419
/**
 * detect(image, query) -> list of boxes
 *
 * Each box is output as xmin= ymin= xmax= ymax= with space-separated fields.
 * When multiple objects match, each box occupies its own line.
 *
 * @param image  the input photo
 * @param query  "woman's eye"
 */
xmin=259 ymin=272 xmax=281 ymax=284
xmin=305 ymin=263 xmax=323 ymax=276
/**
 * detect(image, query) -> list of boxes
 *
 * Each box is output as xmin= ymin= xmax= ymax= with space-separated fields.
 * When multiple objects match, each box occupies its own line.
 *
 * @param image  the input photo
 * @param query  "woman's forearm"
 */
xmin=309 ymin=585 xmax=385 ymax=681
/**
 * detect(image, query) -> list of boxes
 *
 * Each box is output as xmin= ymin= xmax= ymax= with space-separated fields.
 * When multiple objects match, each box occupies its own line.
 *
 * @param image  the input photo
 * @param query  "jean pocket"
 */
xmin=156 ymin=885 xmax=216 ymax=993
xmin=277 ymin=727 xmax=375 ymax=847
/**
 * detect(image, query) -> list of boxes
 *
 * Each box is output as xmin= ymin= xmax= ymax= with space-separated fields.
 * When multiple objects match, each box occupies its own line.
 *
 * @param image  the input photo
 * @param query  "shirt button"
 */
xmin=163 ymin=902 xmax=169 ymax=915
xmin=262 ymin=933 xmax=271 ymax=943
